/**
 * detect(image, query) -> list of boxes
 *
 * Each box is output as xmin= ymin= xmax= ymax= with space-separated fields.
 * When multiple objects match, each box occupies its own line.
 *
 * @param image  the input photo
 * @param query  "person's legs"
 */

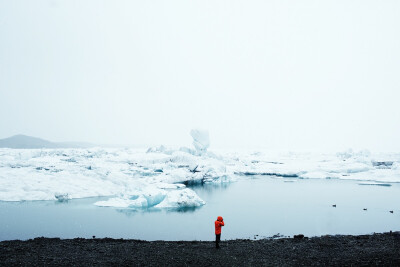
xmin=215 ymin=234 xmax=221 ymax=248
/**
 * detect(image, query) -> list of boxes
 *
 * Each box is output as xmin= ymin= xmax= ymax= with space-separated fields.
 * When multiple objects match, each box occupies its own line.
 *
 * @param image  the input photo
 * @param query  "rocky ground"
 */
xmin=1 ymin=232 xmax=400 ymax=266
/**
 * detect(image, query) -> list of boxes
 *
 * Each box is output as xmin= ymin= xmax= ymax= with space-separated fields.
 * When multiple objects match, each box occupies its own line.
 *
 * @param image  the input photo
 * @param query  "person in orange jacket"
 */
xmin=215 ymin=216 xmax=224 ymax=248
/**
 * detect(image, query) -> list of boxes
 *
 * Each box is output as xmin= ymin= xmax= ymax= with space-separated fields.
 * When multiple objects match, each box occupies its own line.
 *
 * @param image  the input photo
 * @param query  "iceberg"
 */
xmin=0 ymin=130 xmax=229 ymax=209
xmin=371 ymin=161 xmax=394 ymax=169
xmin=229 ymin=150 xmax=400 ymax=183
xmin=155 ymin=188 xmax=205 ymax=208
xmin=94 ymin=188 xmax=205 ymax=209
xmin=1 ymin=131 xmax=400 ymax=210
xmin=190 ymin=129 xmax=210 ymax=154
xmin=94 ymin=196 xmax=147 ymax=208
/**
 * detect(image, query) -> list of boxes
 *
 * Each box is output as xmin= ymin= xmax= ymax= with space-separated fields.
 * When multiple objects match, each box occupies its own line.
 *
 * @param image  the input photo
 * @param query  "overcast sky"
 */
xmin=0 ymin=0 xmax=399 ymax=152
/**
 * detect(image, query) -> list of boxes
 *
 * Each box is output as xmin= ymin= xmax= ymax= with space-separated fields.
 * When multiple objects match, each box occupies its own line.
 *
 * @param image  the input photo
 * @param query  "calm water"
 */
xmin=1 ymin=177 xmax=399 ymax=241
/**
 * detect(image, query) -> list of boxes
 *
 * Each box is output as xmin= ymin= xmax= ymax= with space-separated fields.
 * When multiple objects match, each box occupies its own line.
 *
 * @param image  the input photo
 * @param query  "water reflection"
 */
xmin=166 ymin=206 xmax=200 ymax=213
xmin=188 ymin=181 xmax=231 ymax=196
xmin=114 ymin=203 xmax=203 ymax=216
xmin=54 ymin=200 xmax=70 ymax=205
xmin=115 ymin=209 xmax=138 ymax=217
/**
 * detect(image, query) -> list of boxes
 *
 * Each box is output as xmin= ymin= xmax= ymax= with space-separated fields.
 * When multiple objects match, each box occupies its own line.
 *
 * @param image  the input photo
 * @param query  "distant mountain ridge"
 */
xmin=0 ymin=135 xmax=95 ymax=149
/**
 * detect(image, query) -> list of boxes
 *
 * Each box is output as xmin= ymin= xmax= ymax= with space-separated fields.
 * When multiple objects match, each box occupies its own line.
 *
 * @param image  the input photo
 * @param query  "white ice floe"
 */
xmin=155 ymin=188 xmax=205 ymax=208
xmin=1 ymin=132 xmax=400 ymax=209
xmin=94 ymin=187 xmax=205 ymax=209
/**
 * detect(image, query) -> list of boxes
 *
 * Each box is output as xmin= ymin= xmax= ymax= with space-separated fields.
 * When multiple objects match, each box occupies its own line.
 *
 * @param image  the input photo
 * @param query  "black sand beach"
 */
xmin=1 ymin=232 xmax=400 ymax=266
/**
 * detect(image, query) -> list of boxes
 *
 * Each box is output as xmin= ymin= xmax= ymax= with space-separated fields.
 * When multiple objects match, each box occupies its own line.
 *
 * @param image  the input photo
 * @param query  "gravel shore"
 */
xmin=1 ymin=232 xmax=400 ymax=266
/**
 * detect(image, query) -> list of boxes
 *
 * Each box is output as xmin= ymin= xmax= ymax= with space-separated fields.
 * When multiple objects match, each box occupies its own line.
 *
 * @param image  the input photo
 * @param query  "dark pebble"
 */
xmin=1 ymin=232 xmax=400 ymax=266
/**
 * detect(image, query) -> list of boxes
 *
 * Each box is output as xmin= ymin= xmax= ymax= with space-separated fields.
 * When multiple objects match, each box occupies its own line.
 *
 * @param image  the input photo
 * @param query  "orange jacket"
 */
xmin=215 ymin=216 xmax=224 ymax=235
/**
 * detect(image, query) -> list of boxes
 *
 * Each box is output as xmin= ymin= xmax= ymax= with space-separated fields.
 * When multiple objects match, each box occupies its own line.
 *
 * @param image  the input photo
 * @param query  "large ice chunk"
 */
xmin=155 ymin=188 xmax=205 ymax=208
xmin=94 ymin=196 xmax=148 ymax=208
xmin=94 ymin=188 xmax=205 ymax=209
xmin=190 ymin=129 xmax=210 ymax=153
xmin=94 ymin=187 xmax=167 ymax=208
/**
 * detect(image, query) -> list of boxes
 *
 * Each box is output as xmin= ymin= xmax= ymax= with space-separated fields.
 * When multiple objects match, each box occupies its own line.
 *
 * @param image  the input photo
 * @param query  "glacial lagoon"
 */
xmin=1 ymin=176 xmax=399 ymax=241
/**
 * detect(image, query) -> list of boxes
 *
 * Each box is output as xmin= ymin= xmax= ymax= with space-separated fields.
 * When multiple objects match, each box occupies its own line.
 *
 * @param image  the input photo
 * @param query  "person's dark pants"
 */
xmin=215 ymin=234 xmax=221 ymax=248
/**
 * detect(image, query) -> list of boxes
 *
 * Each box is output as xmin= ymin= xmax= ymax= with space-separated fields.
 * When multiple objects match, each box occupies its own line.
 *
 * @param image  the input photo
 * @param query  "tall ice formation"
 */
xmin=190 ymin=129 xmax=210 ymax=154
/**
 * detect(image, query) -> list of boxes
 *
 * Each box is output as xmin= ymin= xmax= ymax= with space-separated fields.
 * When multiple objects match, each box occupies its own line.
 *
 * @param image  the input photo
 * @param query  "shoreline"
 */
xmin=1 ymin=232 xmax=400 ymax=266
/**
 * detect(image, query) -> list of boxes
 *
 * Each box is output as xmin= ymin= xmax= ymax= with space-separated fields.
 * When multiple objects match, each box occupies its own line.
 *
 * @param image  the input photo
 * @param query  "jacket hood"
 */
xmin=217 ymin=216 xmax=223 ymax=221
